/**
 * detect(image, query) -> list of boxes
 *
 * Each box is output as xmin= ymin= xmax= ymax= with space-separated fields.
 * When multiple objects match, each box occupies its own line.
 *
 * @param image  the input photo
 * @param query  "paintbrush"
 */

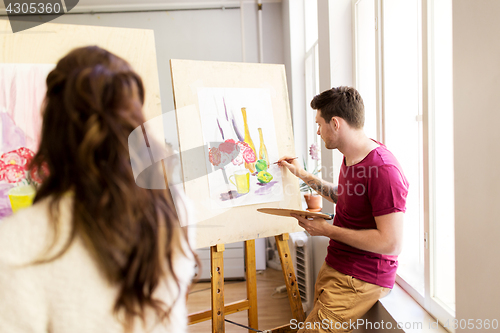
xmin=273 ymin=157 xmax=298 ymax=165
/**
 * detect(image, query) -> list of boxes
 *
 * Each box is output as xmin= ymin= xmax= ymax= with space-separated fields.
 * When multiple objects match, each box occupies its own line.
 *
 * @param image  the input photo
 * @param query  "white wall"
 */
xmin=308 ymin=0 xmax=354 ymax=279
xmin=281 ymin=0 xmax=307 ymax=163
xmin=49 ymin=3 xmax=284 ymax=114
xmin=453 ymin=0 xmax=500 ymax=328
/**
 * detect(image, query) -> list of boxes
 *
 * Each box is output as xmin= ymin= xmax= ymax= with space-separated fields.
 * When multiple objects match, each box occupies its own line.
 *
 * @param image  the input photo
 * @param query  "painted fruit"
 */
xmin=257 ymin=171 xmax=273 ymax=184
xmin=255 ymin=159 xmax=268 ymax=172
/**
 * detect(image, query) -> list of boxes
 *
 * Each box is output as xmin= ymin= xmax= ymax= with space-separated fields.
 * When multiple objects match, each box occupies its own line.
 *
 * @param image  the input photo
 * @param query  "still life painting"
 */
xmin=198 ymin=87 xmax=284 ymax=209
xmin=0 ymin=64 xmax=54 ymax=218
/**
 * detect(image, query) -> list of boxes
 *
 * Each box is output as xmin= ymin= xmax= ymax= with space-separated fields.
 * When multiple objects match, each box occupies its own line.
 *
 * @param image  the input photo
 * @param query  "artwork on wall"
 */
xmin=0 ymin=64 xmax=54 ymax=218
xmin=198 ymin=87 xmax=284 ymax=209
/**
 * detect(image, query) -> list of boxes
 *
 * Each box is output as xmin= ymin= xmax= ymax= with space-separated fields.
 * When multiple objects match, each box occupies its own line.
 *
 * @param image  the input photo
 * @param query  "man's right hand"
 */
xmin=277 ymin=156 xmax=304 ymax=178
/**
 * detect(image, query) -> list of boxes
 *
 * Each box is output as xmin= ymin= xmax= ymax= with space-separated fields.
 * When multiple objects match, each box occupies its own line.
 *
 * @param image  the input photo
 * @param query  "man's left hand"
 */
xmin=290 ymin=213 xmax=330 ymax=236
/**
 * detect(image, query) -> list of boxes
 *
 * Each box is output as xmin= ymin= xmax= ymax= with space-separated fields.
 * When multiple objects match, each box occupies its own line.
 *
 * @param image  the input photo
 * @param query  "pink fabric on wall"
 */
xmin=0 ymin=64 xmax=52 ymax=152
xmin=0 ymin=64 xmax=54 ymax=219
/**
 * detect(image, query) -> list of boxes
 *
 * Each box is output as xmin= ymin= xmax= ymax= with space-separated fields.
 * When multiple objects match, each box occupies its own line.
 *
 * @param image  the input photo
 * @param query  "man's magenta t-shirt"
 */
xmin=324 ymin=143 xmax=409 ymax=288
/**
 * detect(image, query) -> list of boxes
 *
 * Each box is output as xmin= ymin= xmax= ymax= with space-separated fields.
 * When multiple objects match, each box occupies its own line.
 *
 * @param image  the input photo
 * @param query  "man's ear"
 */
xmin=330 ymin=117 xmax=340 ymax=130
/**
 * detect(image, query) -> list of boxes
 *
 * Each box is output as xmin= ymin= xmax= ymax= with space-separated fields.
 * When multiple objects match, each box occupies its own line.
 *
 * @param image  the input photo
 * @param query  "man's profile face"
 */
xmin=316 ymin=110 xmax=336 ymax=149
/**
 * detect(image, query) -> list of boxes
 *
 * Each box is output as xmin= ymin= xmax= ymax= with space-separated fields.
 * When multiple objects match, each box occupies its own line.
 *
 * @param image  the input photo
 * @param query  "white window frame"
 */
xmin=352 ymin=0 xmax=385 ymax=143
xmin=304 ymin=40 xmax=320 ymax=171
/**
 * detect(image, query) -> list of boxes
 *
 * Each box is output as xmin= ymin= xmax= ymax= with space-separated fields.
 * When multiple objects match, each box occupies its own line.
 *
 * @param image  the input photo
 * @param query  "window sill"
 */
xmin=377 ymin=283 xmax=449 ymax=333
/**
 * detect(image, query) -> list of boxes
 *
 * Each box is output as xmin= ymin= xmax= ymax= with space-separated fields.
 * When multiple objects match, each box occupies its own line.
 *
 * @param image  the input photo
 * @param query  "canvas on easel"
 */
xmin=171 ymin=59 xmax=306 ymax=333
xmin=0 ymin=21 xmax=164 ymax=217
xmin=170 ymin=59 xmax=303 ymax=249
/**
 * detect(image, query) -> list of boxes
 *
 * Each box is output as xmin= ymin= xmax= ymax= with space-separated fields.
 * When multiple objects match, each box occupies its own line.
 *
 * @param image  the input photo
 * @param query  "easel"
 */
xmin=170 ymin=58 xmax=306 ymax=332
xmin=188 ymin=234 xmax=306 ymax=333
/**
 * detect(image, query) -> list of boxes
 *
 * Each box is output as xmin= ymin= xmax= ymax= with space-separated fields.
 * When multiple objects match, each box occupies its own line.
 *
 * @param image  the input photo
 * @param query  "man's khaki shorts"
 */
xmin=297 ymin=262 xmax=390 ymax=333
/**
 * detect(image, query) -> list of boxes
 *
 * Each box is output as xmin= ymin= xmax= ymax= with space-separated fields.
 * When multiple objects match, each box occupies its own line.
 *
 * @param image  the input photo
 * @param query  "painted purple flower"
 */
xmin=216 ymin=119 xmax=225 ymax=140
xmin=309 ymin=143 xmax=320 ymax=161
xmin=231 ymin=116 xmax=244 ymax=142
xmin=223 ymin=97 xmax=229 ymax=121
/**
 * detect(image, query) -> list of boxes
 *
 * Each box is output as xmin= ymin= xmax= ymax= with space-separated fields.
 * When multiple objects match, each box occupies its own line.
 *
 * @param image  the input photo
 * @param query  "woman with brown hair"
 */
xmin=0 ymin=46 xmax=196 ymax=332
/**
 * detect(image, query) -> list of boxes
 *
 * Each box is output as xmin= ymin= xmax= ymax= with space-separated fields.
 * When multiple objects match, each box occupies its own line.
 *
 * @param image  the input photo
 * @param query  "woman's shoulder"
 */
xmin=0 ymin=198 xmax=51 ymax=265
xmin=0 ymin=198 xmax=57 ymax=331
xmin=0 ymin=195 xmax=73 ymax=265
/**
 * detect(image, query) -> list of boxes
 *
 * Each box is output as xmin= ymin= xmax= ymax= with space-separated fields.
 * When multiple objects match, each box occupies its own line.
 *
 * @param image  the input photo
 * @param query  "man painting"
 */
xmin=279 ymin=86 xmax=409 ymax=332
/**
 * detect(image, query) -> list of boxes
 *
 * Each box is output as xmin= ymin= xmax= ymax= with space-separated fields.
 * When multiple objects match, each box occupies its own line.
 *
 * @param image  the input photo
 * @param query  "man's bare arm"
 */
xmin=292 ymin=212 xmax=404 ymax=256
xmin=278 ymin=156 xmax=338 ymax=203
xmin=300 ymin=171 xmax=338 ymax=203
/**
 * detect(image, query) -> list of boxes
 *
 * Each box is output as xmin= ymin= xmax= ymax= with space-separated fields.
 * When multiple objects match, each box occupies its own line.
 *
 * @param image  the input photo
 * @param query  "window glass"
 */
xmin=355 ymin=0 xmax=378 ymax=140
xmin=383 ymin=0 xmax=425 ymax=296
xmin=431 ymin=0 xmax=455 ymax=314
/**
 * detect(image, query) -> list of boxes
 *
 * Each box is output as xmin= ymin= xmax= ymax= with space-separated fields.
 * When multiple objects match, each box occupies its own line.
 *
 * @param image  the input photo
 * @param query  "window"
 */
xmin=382 ymin=0 xmax=425 ymax=298
xmin=353 ymin=0 xmax=378 ymax=140
xmin=353 ymin=0 xmax=455 ymax=329
xmin=428 ymin=0 xmax=455 ymax=319
xmin=304 ymin=0 xmax=321 ymax=171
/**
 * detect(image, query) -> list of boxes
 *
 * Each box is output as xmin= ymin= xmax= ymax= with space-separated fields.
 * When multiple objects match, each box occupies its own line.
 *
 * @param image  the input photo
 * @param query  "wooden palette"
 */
xmin=257 ymin=208 xmax=333 ymax=220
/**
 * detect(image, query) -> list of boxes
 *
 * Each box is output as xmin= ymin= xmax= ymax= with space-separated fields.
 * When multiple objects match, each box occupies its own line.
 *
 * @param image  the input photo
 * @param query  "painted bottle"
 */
xmin=258 ymin=128 xmax=269 ymax=164
xmin=241 ymin=107 xmax=256 ymax=173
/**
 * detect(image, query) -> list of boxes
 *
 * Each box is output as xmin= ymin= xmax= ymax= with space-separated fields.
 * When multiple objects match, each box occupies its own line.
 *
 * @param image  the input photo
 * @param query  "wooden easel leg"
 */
xmin=245 ymin=239 xmax=258 ymax=333
xmin=275 ymin=233 xmax=306 ymax=322
xmin=211 ymin=244 xmax=225 ymax=333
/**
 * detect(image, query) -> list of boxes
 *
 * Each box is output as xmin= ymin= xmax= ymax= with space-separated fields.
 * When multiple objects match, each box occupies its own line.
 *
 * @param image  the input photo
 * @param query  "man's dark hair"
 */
xmin=310 ymin=86 xmax=365 ymax=129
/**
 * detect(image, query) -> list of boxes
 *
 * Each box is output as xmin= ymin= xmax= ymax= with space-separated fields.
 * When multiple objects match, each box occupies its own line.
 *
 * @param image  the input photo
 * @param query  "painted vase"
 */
xmin=241 ymin=107 xmax=256 ymax=173
xmin=258 ymin=127 xmax=269 ymax=165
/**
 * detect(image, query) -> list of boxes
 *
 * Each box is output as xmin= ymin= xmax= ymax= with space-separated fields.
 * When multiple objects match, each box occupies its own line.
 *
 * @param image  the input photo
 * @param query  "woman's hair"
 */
xmin=30 ymin=46 xmax=194 ymax=330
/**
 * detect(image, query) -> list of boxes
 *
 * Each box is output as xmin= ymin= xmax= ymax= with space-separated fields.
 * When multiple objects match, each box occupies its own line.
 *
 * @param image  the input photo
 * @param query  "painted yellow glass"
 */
xmin=8 ymin=185 xmax=36 ymax=213
xmin=229 ymin=170 xmax=250 ymax=194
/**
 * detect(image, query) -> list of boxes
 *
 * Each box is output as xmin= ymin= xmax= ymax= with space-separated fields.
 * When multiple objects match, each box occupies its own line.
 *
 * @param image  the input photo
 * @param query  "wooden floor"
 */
xmin=187 ymin=268 xmax=294 ymax=332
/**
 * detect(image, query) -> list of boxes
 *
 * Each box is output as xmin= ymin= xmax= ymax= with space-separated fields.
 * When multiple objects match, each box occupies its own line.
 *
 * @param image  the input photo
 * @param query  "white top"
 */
xmin=0 ymin=195 xmax=194 ymax=333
